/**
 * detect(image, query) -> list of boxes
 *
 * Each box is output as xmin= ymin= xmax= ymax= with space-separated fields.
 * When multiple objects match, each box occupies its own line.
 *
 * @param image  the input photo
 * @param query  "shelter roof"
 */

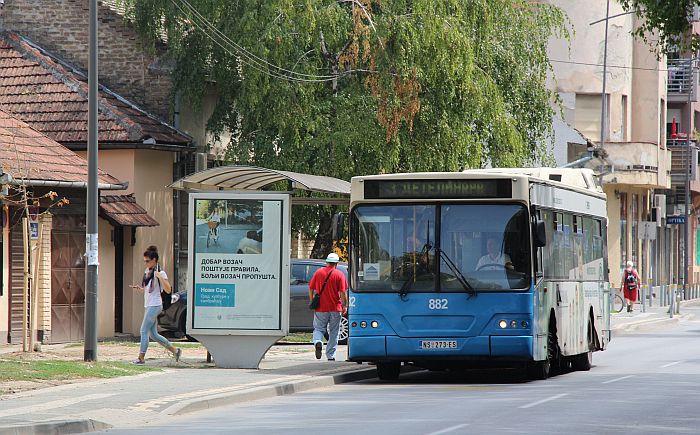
xmin=170 ymin=165 xmax=351 ymax=196
xmin=0 ymin=32 xmax=191 ymax=148
xmin=100 ymin=195 xmax=159 ymax=227
xmin=0 ymin=109 xmax=122 ymax=186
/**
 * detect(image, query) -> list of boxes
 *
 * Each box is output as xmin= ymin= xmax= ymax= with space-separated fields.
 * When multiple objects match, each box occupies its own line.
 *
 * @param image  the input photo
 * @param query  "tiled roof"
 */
xmin=0 ymin=32 xmax=191 ymax=147
xmin=0 ymin=109 xmax=121 ymax=185
xmin=100 ymin=195 xmax=159 ymax=227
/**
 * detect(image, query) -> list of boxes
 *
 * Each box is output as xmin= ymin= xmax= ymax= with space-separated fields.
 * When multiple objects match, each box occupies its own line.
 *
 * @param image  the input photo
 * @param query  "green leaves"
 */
xmin=122 ymin=0 xmax=566 ymax=233
xmin=619 ymin=0 xmax=700 ymax=55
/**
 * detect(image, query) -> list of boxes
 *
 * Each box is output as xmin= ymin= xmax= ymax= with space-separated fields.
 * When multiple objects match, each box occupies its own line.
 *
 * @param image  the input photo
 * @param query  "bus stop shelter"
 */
xmin=169 ymin=165 xmax=351 ymax=203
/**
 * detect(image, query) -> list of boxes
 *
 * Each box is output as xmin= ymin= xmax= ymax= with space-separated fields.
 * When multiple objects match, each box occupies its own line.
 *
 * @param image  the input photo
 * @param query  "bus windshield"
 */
xmin=351 ymin=203 xmax=531 ymax=292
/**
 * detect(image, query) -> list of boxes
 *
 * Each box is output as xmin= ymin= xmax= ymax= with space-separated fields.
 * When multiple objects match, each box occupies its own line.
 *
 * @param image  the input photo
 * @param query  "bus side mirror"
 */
xmin=533 ymin=220 xmax=546 ymax=247
xmin=332 ymin=213 xmax=346 ymax=242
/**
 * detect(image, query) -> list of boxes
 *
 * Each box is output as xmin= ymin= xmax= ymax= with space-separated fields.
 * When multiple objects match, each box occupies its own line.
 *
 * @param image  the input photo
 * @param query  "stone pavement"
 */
xmin=1 ymin=302 xmax=698 ymax=435
xmin=0 ymin=344 xmax=374 ymax=435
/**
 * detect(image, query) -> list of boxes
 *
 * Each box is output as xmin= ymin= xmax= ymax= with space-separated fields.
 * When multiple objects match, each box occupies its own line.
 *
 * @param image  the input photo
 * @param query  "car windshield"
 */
xmin=351 ymin=203 xmax=531 ymax=292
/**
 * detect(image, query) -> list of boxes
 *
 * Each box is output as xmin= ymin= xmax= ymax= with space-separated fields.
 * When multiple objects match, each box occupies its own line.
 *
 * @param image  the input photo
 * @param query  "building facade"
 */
xmin=545 ymin=0 xmax=672 ymax=288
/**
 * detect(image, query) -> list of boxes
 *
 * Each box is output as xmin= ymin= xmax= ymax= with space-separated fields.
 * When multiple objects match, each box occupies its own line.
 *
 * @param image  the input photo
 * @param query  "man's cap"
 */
xmin=326 ymin=252 xmax=340 ymax=263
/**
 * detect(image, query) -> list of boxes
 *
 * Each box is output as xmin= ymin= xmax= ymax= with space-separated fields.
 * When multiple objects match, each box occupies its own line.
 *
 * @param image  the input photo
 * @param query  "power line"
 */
xmin=551 ymin=58 xmax=671 ymax=73
xmin=171 ymin=0 xmax=347 ymax=83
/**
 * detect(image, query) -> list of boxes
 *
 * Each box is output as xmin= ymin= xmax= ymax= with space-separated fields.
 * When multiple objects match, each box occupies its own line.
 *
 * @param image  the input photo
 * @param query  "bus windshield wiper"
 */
xmin=434 ymin=246 xmax=476 ymax=297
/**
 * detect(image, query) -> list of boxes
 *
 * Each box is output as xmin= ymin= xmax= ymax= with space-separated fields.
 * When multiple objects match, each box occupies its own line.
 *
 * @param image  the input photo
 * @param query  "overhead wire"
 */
xmin=170 ymin=0 xmax=347 ymax=83
xmin=176 ymin=0 xmax=339 ymax=80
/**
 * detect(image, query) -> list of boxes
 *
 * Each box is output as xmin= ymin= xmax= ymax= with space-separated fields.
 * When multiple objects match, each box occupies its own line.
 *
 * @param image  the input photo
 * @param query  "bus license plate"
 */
xmin=420 ymin=340 xmax=457 ymax=350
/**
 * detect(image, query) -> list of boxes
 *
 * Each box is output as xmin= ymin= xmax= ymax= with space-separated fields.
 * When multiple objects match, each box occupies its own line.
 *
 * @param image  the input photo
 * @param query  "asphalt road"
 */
xmin=101 ymin=307 xmax=700 ymax=435
xmin=194 ymin=223 xmax=258 ymax=254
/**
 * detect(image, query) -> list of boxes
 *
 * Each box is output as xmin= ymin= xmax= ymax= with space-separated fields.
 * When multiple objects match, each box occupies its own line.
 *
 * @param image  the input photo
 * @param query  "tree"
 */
xmin=121 ymin=0 xmax=567 ymax=254
xmin=619 ymin=0 xmax=700 ymax=54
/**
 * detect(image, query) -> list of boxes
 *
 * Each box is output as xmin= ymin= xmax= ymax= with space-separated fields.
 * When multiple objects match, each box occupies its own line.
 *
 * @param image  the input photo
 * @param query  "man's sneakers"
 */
xmin=315 ymin=342 xmax=322 ymax=359
xmin=328 ymin=358 xmax=335 ymax=361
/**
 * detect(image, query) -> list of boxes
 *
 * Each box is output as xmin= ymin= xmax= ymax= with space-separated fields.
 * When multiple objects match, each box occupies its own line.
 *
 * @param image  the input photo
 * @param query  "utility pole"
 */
xmin=84 ymin=0 xmax=99 ymax=361
xmin=599 ymin=0 xmax=610 ymax=153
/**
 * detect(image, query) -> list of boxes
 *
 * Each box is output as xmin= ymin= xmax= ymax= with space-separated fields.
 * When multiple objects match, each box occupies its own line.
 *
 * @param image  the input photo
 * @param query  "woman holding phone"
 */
xmin=130 ymin=245 xmax=182 ymax=364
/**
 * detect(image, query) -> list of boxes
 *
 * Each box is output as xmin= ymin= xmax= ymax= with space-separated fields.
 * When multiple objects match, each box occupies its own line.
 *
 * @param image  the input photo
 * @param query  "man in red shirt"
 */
xmin=308 ymin=253 xmax=348 ymax=361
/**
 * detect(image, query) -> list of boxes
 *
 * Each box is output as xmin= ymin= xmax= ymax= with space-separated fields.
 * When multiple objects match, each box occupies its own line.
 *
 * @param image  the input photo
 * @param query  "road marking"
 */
xmin=661 ymin=360 xmax=683 ymax=368
xmin=0 ymin=393 xmax=115 ymax=418
xmin=519 ymin=393 xmax=568 ymax=409
xmin=426 ymin=423 xmax=470 ymax=435
xmin=601 ymin=375 xmax=634 ymax=384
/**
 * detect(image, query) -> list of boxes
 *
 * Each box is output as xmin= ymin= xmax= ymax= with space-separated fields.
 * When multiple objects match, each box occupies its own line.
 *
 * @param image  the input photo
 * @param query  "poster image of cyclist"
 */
xmin=194 ymin=199 xmax=263 ymax=254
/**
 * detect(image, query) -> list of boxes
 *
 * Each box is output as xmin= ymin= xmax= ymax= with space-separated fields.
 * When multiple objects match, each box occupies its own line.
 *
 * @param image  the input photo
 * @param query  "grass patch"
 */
xmin=0 ymin=359 xmax=158 ymax=382
xmin=279 ymin=332 xmax=312 ymax=343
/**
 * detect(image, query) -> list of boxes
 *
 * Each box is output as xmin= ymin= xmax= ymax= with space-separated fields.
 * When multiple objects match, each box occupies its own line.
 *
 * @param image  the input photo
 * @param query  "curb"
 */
xmin=0 ymin=419 xmax=111 ymax=435
xmin=613 ymin=312 xmax=695 ymax=333
xmin=163 ymin=366 xmax=377 ymax=416
xmin=0 ymin=366 xmax=377 ymax=434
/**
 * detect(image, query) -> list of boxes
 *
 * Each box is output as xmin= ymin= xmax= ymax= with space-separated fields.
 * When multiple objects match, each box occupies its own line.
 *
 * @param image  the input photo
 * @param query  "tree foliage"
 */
xmin=120 ymin=0 xmax=567 ymax=251
xmin=620 ymin=0 xmax=700 ymax=54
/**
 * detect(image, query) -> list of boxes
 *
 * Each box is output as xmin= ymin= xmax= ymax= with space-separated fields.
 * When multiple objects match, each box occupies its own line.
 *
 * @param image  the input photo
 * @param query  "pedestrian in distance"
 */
xmin=622 ymin=260 xmax=641 ymax=313
xmin=130 ymin=245 xmax=182 ymax=364
xmin=308 ymin=252 xmax=349 ymax=361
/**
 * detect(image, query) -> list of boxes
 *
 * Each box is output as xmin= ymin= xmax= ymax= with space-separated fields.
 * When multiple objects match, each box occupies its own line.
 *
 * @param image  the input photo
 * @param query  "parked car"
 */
xmin=158 ymin=258 xmax=349 ymax=344
xmin=237 ymin=228 xmax=262 ymax=254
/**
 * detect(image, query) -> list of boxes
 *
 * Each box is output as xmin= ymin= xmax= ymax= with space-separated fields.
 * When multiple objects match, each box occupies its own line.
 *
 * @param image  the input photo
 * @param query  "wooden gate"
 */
xmin=50 ymin=215 xmax=86 ymax=343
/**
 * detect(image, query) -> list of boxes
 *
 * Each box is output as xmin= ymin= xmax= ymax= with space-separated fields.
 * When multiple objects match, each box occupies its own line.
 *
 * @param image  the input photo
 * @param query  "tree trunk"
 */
xmin=311 ymin=210 xmax=333 ymax=259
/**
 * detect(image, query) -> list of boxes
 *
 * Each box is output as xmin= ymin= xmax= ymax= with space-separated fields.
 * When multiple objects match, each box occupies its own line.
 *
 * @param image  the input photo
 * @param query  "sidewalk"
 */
xmin=0 ymin=344 xmax=375 ymax=435
xmin=610 ymin=299 xmax=700 ymax=333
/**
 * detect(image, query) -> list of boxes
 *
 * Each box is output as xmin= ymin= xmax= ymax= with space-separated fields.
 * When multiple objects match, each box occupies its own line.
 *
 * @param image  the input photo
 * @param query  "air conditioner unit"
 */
xmin=654 ymin=194 xmax=666 ymax=215
xmin=195 ymin=153 xmax=208 ymax=172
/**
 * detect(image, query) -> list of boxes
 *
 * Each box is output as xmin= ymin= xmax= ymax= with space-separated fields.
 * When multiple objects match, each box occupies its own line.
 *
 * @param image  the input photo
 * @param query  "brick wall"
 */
xmin=0 ymin=0 xmax=173 ymax=120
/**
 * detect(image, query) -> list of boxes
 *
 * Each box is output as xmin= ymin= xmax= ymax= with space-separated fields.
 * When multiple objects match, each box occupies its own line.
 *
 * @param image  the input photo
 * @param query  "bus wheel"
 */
xmin=377 ymin=362 xmax=401 ymax=381
xmin=529 ymin=321 xmax=558 ymax=380
xmin=571 ymin=320 xmax=594 ymax=371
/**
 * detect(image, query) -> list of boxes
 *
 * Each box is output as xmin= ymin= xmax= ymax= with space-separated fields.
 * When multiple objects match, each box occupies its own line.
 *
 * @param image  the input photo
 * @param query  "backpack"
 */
xmin=625 ymin=270 xmax=637 ymax=290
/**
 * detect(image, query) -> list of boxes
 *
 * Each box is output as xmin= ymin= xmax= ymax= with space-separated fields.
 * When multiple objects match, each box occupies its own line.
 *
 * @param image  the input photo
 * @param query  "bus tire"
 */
xmin=377 ymin=362 xmax=401 ymax=381
xmin=529 ymin=317 xmax=559 ymax=380
xmin=571 ymin=320 xmax=594 ymax=371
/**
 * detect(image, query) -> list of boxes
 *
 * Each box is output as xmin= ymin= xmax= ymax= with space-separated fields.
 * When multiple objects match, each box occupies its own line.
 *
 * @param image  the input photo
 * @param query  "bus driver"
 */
xmin=475 ymin=237 xmax=514 ymax=271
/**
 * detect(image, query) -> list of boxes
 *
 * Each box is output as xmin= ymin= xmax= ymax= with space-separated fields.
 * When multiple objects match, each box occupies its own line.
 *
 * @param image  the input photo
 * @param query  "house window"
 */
xmin=621 ymin=95 xmax=628 ymax=141
xmin=575 ymin=94 xmax=610 ymax=141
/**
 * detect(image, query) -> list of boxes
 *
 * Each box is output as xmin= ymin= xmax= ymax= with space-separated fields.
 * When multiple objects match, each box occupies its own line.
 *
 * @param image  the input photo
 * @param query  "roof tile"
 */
xmin=0 ymin=32 xmax=192 ymax=147
xmin=0 ymin=109 xmax=121 ymax=185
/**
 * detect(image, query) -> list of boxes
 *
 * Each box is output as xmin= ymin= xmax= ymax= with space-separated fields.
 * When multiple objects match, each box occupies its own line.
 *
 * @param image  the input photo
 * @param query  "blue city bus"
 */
xmin=347 ymin=168 xmax=610 ymax=380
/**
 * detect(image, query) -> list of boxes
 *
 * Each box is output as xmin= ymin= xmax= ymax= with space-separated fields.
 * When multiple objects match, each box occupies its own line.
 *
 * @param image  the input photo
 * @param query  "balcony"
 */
xmin=589 ymin=141 xmax=671 ymax=189
xmin=667 ymin=59 xmax=698 ymax=103
xmin=667 ymin=139 xmax=699 ymax=203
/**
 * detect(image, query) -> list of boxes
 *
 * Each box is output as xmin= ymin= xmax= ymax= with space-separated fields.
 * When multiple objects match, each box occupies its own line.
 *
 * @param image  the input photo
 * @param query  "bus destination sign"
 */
xmin=364 ymin=179 xmax=512 ymax=200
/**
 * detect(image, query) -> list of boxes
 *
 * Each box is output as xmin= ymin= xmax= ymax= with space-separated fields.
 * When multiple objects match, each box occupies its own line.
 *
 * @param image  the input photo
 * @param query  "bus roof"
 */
xmin=460 ymin=168 xmax=603 ymax=195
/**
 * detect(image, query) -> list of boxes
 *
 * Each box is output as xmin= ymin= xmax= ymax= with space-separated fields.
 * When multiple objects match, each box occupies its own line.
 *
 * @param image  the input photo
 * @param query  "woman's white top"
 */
xmin=143 ymin=268 xmax=167 ymax=307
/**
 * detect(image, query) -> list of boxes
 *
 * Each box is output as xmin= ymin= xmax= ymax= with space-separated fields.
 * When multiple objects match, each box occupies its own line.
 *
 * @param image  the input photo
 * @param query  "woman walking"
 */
xmin=622 ymin=260 xmax=640 ymax=313
xmin=130 ymin=245 xmax=182 ymax=364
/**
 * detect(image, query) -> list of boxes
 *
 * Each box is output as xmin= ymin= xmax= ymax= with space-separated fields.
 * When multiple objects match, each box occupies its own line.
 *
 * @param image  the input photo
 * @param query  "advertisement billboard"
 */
xmin=187 ymin=192 xmax=290 ymax=335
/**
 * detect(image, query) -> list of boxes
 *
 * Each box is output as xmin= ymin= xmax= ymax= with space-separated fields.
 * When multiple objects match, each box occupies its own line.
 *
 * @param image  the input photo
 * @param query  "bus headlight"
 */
xmin=351 ymin=322 xmax=357 ymax=327
xmin=498 ymin=320 xmax=508 ymax=329
xmin=360 ymin=321 xmax=367 ymax=328
xmin=371 ymin=321 xmax=379 ymax=328
xmin=511 ymin=320 xmax=518 ymax=328
xmin=521 ymin=321 xmax=529 ymax=328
